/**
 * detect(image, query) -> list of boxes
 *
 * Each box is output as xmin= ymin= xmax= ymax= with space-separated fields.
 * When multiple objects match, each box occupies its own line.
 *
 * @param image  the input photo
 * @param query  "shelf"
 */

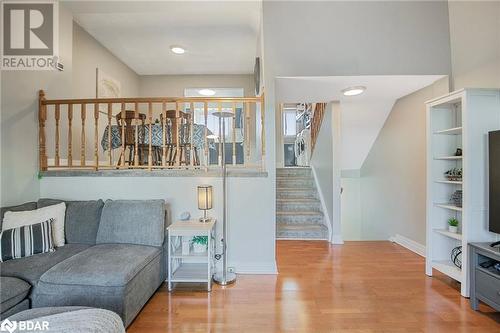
xmin=433 ymin=229 xmax=462 ymax=240
xmin=434 ymin=127 xmax=462 ymax=135
xmin=435 ymin=180 xmax=462 ymax=185
xmin=435 ymin=203 xmax=463 ymax=212
xmin=434 ymin=156 xmax=463 ymax=160
xmin=432 ymin=260 xmax=462 ymax=282
xmin=171 ymin=263 xmax=209 ymax=282
xmin=172 ymin=248 xmax=208 ymax=261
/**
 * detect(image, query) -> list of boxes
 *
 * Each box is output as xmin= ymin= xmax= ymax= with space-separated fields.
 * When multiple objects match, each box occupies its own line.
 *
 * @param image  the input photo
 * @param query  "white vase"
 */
xmin=193 ymin=243 xmax=207 ymax=253
xmin=448 ymin=225 xmax=458 ymax=233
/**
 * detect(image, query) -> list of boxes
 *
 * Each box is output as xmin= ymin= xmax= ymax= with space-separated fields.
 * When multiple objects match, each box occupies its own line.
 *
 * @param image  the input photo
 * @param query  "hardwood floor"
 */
xmin=128 ymin=241 xmax=500 ymax=332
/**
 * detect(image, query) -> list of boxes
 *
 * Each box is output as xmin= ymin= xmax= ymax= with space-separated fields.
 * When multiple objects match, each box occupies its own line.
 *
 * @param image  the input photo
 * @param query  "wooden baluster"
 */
xmin=245 ymin=101 xmax=251 ymax=166
xmin=134 ymin=102 xmax=139 ymax=166
xmin=162 ymin=102 xmax=167 ymax=167
xmin=218 ymin=102 xmax=222 ymax=166
xmin=148 ymin=102 xmax=153 ymax=170
xmin=38 ymin=90 xmax=48 ymax=171
xmin=81 ymin=103 xmax=86 ymax=166
xmin=260 ymin=94 xmax=265 ymax=170
xmin=94 ymin=103 xmax=99 ymax=170
xmin=54 ymin=104 xmax=60 ymax=167
xmin=68 ymin=104 xmax=73 ymax=167
xmin=120 ymin=102 xmax=126 ymax=167
xmin=232 ymin=102 xmax=236 ymax=165
xmin=190 ymin=102 xmax=194 ymax=167
xmin=107 ymin=103 xmax=112 ymax=166
xmin=204 ymin=102 xmax=208 ymax=171
xmin=175 ymin=102 xmax=180 ymax=167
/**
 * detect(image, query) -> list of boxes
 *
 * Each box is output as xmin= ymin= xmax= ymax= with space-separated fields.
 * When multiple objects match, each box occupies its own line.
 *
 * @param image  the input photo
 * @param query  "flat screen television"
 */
xmin=489 ymin=130 xmax=500 ymax=237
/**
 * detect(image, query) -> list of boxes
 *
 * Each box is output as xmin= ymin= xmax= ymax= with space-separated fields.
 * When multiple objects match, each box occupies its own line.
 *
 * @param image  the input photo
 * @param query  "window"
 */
xmin=283 ymin=110 xmax=297 ymax=136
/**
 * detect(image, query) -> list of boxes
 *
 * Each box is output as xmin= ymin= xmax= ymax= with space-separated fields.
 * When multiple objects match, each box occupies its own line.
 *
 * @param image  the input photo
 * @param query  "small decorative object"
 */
xmin=450 ymin=190 xmax=463 ymax=207
xmin=192 ymin=236 xmax=208 ymax=253
xmin=448 ymin=218 xmax=459 ymax=233
xmin=455 ymin=148 xmax=462 ymax=156
xmin=180 ymin=212 xmax=191 ymax=221
xmin=451 ymin=246 xmax=462 ymax=269
xmin=197 ymin=185 xmax=213 ymax=222
xmin=181 ymin=237 xmax=191 ymax=255
xmin=444 ymin=168 xmax=462 ymax=181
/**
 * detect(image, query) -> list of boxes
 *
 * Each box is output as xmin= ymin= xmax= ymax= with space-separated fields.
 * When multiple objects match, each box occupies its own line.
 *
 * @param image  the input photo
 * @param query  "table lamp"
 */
xmin=198 ymin=185 xmax=213 ymax=222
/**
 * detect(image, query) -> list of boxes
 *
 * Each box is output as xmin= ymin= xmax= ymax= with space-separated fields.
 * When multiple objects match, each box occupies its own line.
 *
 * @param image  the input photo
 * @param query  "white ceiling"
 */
xmin=275 ymin=75 xmax=446 ymax=170
xmin=63 ymin=1 xmax=262 ymax=75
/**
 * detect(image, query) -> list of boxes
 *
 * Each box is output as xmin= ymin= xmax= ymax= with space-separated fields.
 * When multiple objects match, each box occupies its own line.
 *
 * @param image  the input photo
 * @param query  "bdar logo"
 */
xmin=0 ymin=319 xmax=17 ymax=333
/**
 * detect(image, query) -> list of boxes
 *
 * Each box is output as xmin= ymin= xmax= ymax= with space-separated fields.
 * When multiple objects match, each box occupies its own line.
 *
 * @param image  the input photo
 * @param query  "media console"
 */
xmin=469 ymin=243 xmax=500 ymax=311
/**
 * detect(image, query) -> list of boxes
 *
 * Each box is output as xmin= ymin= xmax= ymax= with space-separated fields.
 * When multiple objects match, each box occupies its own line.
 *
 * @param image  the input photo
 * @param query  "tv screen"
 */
xmin=489 ymin=130 xmax=500 ymax=234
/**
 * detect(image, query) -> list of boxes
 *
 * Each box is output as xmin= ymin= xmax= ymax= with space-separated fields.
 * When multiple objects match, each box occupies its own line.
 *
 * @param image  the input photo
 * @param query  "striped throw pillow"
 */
xmin=0 ymin=218 xmax=55 ymax=262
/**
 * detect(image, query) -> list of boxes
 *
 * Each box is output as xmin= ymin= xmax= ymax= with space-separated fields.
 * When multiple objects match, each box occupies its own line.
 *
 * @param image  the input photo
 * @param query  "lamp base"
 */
xmin=213 ymin=271 xmax=236 ymax=286
xmin=199 ymin=217 xmax=211 ymax=223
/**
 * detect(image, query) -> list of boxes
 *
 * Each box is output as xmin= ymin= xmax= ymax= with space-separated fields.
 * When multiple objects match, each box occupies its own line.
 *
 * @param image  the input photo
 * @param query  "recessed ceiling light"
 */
xmin=342 ymin=86 xmax=366 ymax=96
xmin=198 ymin=89 xmax=216 ymax=96
xmin=170 ymin=46 xmax=185 ymax=54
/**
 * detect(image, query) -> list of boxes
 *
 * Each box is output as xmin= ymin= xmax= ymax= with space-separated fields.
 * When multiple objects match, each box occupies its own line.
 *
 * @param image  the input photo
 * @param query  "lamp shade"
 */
xmin=198 ymin=185 xmax=213 ymax=210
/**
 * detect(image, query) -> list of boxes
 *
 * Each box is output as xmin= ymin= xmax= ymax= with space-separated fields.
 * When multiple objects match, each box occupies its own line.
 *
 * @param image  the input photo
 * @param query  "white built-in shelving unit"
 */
xmin=426 ymin=89 xmax=500 ymax=297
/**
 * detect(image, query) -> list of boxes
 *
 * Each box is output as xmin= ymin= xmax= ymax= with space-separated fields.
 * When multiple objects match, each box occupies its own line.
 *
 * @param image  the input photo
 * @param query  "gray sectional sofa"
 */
xmin=0 ymin=199 xmax=168 ymax=327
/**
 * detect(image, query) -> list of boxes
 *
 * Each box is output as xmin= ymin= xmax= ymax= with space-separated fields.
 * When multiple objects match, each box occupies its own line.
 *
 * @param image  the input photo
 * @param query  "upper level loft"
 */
xmin=38 ymin=91 xmax=266 ymax=177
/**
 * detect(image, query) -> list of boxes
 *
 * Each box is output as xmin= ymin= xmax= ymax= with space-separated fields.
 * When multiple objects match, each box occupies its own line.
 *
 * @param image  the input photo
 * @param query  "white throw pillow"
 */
xmin=2 ymin=202 xmax=66 ymax=247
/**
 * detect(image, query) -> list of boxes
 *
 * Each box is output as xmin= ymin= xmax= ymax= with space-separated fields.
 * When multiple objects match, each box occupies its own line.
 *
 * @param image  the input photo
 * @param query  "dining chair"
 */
xmin=115 ymin=110 xmax=146 ymax=166
xmin=160 ymin=110 xmax=199 ymax=166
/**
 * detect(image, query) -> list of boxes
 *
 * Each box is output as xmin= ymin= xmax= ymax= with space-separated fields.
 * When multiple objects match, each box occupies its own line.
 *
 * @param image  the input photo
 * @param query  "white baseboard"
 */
xmin=390 ymin=234 xmax=425 ymax=257
xmin=331 ymin=234 xmax=344 ymax=244
xmin=232 ymin=262 xmax=278 ymax=274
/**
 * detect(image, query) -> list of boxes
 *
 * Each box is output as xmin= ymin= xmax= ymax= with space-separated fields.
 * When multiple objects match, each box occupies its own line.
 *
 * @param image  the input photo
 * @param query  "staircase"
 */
xmin=276 ymin=167 xmax=329 ymax=240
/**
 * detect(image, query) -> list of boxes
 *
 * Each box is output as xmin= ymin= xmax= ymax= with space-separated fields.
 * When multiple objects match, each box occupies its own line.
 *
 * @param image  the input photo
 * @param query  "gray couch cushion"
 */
xmin=0 ymin=244 xmax=91 ymax=286
xmin=7 ymin=306 xmax=89 ymax=321
xmin=0 ymin=277 xmax=31 ymax=313
xmin=33 ymin=244 xmax=162 ymax=327
xmin=96 ymin=200 xmax=165 ymax=247
xmin=0 ymin=202 xmax=37 ymax=230
xmin=38 ymin=199 xmax=104 ymax=245
xmin=0 ymin=299 xmax=29 ymax=319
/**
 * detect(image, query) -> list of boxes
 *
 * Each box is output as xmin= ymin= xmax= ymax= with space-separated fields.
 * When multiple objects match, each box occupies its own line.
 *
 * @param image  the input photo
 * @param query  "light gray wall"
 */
xmin=341 ymin=176 xmax=362 ymax=241
xmin=448 ymin=0 xmax=500 ymax=90
xmin=0 ymin=6 xmax=74 ymax=206
xmin=359 ymin=78 xmax=449 ymax=242
xmin=72 ymin=23 xmax=140 ymax=98
xmin=139 ymin=74 xmax=254 ymax=97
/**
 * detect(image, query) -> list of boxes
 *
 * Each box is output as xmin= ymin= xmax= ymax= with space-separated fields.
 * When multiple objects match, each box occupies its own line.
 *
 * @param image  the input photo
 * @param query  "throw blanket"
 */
xmin=9 ymin=308 xmax=124 ymax=333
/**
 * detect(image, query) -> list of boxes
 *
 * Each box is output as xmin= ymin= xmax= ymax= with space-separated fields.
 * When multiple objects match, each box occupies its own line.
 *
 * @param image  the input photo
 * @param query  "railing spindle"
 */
xmin=68 ymin=104 xmax=73 ymax=167
xmin=120 ymin=102 xmax=126 ymax=167
xmin=148 ymin=102 xmax=153 ymax=170
xmin=94 ymin=103 xmax=99 ymax=170
xmin=38 ymin=90 xmax=48 ymax=171
xmin=134 ymin=102 xmax=139 ymax=166
xmin=204 ymin=102 xmax=208 ymax=171
xmin=190 ymin=102 xmax=194 ymax=166
xmin=54 ymin=104 xmax=60 ymax=167
xmin=245 ymin=101 xmax=250 ymax=166
xmin=232 ymin=102 xmax=236 ymax=165
xmin=81 ymin=103 xmax=86 ymax=166
xmin=162 ymin=102 xmax=167 ymax=167
xmin=107 ymin=103 xmax=112 ymax=166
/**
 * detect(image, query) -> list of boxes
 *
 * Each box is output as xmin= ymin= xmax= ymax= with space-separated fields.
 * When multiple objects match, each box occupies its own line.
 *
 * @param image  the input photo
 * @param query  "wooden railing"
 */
xmin=310 ymin=103 xmax=327 ymax=154
xmin=38 ymin=90 xmax=265 ymax=172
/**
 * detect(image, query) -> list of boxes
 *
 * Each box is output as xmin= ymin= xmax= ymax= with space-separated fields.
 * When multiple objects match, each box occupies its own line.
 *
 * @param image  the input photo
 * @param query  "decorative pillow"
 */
xmin=2 ymin=203 xmax=66 ymax=247
xmin=0 ymin=218 xmax=55 ymax=262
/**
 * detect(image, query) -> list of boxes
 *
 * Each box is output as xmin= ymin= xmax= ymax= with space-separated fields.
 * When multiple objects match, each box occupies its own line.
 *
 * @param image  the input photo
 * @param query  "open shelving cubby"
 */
xmin=426 ymin=89 xmax=500 ymax=297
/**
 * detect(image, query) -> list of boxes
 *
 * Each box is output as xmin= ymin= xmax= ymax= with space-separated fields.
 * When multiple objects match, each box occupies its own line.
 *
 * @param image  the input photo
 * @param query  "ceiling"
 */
xmin=63 ymin=1 xmax=262 ymax=75
xmin=275 ymin=75 xmax=446 ymax=170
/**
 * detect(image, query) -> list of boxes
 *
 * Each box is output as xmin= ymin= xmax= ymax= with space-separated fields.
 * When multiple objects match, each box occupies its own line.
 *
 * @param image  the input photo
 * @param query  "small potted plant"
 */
xmin=448 ymin=218 xmax=459 ymax=233
xmin=192 ymin=236 xmax=208 ymax=253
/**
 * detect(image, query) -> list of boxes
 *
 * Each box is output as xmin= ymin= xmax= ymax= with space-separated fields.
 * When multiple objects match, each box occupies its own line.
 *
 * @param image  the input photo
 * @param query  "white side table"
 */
xmin=167 ymin=220 xmax=216 ymax=291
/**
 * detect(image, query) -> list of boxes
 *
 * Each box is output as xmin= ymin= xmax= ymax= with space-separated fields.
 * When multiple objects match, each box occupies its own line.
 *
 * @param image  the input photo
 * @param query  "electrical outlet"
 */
xmin=228 ymin=266 xmax=236 ymax=273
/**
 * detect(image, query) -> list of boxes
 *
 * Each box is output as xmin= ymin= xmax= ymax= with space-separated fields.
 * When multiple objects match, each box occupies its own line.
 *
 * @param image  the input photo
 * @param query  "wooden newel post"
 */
xmin=38 ymin=90 xmax=48 ymax=171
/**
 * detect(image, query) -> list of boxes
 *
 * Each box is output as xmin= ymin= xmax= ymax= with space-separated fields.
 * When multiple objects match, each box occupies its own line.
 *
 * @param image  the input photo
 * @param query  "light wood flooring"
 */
xmin=128 ymin=241 xmax=500 ymax=332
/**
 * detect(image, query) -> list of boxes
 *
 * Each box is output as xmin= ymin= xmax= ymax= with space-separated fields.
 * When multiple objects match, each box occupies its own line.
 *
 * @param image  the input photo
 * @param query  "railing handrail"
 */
xmin=41 ymin=96 xmax=263 ymax=105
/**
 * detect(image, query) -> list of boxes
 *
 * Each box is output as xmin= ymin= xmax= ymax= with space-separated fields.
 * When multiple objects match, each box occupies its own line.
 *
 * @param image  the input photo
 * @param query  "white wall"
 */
xmin=39 ymin=175 xmax=276 ymax=273
xmin=448 ymin=0 xmax=500 ymax=90
xmin=0 ymin=6 xmax=74 ymax=206
xmin=341 ymin=171 xmax=362 ymax=241
xmin=359 ymin=78 xmax=449 ymax=242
